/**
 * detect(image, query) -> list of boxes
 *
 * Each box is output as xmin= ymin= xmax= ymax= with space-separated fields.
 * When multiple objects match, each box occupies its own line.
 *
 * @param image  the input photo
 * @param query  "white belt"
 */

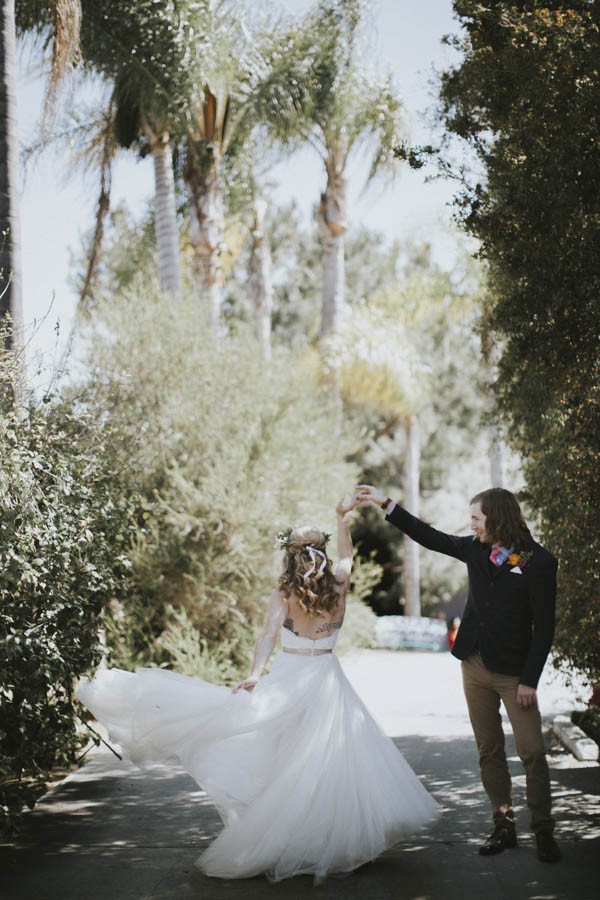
xmin=282 ymin=647 xmax=333 ymax=656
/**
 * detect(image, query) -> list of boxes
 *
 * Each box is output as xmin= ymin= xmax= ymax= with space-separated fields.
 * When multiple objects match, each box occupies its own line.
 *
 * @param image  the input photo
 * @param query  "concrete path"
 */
xmin=1 ymin=651 xmax=598 ymax=900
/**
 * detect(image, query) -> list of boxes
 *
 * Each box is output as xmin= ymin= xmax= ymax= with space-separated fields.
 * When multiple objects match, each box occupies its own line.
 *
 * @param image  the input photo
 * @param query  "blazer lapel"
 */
xmin=480 ymin=544 xmax=498 ymax=578
xmin=492 ymin=556 xmax=513 ymax=580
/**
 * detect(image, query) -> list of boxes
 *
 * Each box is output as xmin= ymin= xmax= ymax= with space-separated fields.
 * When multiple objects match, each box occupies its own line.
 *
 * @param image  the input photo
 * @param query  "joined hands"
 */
xmin=354 ymin=485 xmax=390 ymax=507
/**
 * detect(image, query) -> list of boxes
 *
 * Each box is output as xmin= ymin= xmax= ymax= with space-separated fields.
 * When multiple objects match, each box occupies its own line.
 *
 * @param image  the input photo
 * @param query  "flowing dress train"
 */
xmin=77 ymin=626 xmax=440 ymax=882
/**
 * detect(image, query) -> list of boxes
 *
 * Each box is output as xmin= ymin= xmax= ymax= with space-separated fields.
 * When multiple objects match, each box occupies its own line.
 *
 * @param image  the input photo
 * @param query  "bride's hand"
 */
xmin=232 ymin=676 xmax=259 ymax=694
xmin=336 ymin=493 xmax=356 ymax=516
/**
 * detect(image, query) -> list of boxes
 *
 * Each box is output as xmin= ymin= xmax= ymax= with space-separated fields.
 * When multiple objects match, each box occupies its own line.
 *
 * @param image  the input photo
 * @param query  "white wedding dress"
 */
xmin=77 ymin=626 xmax=440 ymax=882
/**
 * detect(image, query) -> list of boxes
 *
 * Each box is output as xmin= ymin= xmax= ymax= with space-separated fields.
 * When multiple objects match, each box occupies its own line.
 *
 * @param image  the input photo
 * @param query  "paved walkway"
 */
xmin=1 ymin=651 xmax=598 ymax=900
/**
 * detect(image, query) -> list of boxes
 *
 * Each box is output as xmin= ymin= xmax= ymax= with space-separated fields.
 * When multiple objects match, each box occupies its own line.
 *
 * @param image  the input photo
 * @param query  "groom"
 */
xmin=356 ymin=485 xmax=561 ymax=863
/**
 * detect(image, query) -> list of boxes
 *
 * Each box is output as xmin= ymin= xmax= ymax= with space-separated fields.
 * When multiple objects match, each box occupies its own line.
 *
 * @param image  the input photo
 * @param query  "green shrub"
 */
xmin=0 ymin=359 xmax=140 ymax=832
xmin=155 ymin=606 xmax=247 ymax=683
xmin=80 ymin=288 xmax=360 ymax=673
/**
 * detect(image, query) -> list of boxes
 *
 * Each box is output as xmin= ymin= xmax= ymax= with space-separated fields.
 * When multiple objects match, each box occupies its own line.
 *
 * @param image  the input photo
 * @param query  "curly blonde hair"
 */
xmin=277 ymin=526 xmax=342 ymax=616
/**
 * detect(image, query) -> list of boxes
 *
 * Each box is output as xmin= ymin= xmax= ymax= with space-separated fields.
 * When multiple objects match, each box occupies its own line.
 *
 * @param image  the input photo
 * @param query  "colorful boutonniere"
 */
xmin=508 ymin=550 xmax=533 ymax=570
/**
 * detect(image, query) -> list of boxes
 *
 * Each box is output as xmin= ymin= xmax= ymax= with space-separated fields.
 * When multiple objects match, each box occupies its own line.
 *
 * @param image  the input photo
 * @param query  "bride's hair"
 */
xmin=277 ymin=526 xmax=342 ymax=615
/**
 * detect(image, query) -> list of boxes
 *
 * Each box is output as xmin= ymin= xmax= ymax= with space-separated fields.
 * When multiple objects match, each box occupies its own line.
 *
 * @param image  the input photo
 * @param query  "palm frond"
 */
xmin=328 ymin=301 xmax=432 ymax=418
xmin=22 ymin=95 xmax=117 ymax=182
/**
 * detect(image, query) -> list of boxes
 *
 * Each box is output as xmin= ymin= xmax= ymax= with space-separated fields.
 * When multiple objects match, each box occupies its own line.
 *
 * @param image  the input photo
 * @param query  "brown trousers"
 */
xmin=461 ymin=652 xmax=554 ymax=834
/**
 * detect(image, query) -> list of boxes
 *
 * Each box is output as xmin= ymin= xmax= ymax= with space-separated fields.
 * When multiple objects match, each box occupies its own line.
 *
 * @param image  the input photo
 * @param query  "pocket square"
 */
xmin=510 ymin=566 xmax=522 ymax=574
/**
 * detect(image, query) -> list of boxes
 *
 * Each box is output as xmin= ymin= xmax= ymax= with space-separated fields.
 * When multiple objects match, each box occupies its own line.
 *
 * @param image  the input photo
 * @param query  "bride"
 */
xmin=77 ymin=494 xmax=439 ymax=883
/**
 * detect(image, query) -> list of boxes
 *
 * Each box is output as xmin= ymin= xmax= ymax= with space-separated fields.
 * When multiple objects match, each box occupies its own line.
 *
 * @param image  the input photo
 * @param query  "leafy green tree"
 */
xmin=347 ymin=246 xmax=489 ymax=617
xmin=439 ymin=1 xmax=600 ymax=680
xmin=338 ymin=245 xmax=487 ymax=616
xmin=335 ymin=301 xmax=430 ymax=615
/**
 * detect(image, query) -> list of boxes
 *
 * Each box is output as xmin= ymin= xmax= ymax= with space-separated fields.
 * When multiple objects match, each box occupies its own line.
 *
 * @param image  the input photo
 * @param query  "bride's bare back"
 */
xmin=283 ymin=588 xmax=346 ymax=641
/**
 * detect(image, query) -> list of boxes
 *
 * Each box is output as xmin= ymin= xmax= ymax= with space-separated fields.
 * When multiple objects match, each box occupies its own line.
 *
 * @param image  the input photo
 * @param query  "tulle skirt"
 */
xmin=77 ymin=650 xmax=440 ymax=882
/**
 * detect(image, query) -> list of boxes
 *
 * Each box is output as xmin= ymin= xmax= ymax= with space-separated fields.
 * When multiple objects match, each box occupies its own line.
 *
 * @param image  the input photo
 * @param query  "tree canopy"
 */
xmin=440 ymin=1 xmax=600 ymax=680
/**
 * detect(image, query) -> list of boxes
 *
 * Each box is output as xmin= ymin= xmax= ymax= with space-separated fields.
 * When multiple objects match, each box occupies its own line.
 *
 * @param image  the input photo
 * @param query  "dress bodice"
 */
xmin=280 ymin=626 xmax=339 ymax=652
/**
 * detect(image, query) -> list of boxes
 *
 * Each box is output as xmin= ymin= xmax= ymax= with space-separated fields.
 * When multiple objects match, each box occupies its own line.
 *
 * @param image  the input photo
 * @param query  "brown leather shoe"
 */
xmin=535 ymin=830 xmax=562 ymax=863
xmin=479 ymin=824 xmax=518 ymax=855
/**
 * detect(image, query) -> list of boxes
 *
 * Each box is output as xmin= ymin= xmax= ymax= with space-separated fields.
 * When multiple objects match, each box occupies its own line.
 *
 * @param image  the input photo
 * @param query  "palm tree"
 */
xmin=21 ymin=100 xmax=118 ymax=306
xmin=21 ymin=0 xmax=192 ymax=304
xmin=109 ymin=77 xmax=182 ymax=301
xmin=79 ymin=1 xmax=280 ymax=324
xmin=183 ymin=83 xmax=229 ymax=325
xmin=180 ymin=3 xmax=281 ymax=327
xmin=256 ymin=0 xmax=405 ymax=340
xmin=77 ymin=1 xmax=193 ymax=301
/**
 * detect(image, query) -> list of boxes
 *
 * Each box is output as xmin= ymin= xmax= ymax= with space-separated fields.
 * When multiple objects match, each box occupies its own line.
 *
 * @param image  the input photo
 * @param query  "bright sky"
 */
xmin=16 ymin=0 xmax=463 ymax=366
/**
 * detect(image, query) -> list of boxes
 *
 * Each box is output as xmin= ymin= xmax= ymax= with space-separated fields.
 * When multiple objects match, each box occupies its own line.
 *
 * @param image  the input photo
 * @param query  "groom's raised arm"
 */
xmin=355 ymin=485 xmax=471 ymax=562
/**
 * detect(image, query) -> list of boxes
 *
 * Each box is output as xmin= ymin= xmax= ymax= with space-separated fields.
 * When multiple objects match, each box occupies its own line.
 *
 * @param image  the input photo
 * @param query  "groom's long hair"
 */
xmin=470 ymin=488 xmax=532 ymax=547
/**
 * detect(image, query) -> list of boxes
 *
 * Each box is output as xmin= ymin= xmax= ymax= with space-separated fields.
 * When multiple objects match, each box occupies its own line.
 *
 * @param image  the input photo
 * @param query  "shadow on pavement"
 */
xmin=0 ymin=732 xmax=598 ymax=900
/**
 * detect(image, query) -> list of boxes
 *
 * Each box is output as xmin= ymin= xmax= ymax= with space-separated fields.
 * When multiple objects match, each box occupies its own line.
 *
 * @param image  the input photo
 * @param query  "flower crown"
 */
xmin=275 ymin=527 xmax=331 ymax=550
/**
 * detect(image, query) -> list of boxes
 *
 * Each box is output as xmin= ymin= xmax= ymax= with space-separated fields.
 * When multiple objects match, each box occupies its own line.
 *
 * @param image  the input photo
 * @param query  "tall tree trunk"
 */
xmin=150 ymin=132 xmax=181 ymax=301
xmin=0 ymin=0 xmax=24 ymax=360
xmin=184 ymin=147 xmax=223 ymax=327
xmin=316 ymin=153 xmax=347 ymax=339
xmin=402 ymin=414 xmax=421 ymax=617
xmin=248 ymin=197 xmax=273 ymax=361
xmin=79 ymin=118 xmax=112 ymax=307
xmin=483 ymin=327 xmax=506 ymax=487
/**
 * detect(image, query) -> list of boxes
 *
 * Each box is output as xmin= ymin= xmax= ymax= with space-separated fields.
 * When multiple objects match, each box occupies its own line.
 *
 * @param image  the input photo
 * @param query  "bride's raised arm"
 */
xmin=232 ymin=590 xmax=287 ymax=694
xmin=334 ymin=495 xmax=355 ymax=588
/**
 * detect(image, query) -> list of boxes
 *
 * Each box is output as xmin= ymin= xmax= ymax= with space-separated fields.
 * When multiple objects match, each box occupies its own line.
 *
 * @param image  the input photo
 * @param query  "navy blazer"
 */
xmin=385 ymin=505 xmax=557 ymax=688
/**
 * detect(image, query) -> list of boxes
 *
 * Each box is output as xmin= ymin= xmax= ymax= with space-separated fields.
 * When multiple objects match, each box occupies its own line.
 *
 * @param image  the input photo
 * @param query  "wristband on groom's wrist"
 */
xmin=381 ymin=497 xmax=393 ymax=512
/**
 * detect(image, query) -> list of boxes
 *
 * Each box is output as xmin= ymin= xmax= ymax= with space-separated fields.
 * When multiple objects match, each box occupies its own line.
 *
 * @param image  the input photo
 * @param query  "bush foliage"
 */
xmin=81 ymin=289 xmax=360 ymax=677
xmin=0 ymin=357 xmax=140 ymax=831
xmin=440 ymin=1 xmax=600 ymax=680
xmin=1 ymin=286 xmax=363 ymax=830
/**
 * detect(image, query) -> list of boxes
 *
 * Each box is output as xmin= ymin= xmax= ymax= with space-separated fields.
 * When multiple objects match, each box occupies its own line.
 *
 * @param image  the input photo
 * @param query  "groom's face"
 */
xmin=470 ymin=503 xmax=491 ymax=544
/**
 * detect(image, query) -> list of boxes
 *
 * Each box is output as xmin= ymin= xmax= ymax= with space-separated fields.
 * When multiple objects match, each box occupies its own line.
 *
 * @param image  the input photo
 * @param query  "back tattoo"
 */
xmin=283 ymin=617 xmax=343 ymax=636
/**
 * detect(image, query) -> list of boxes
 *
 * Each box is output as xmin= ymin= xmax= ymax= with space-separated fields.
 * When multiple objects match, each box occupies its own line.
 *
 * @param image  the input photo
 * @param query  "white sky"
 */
xmin=16 ymin=0 xmax=464 ymax=365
